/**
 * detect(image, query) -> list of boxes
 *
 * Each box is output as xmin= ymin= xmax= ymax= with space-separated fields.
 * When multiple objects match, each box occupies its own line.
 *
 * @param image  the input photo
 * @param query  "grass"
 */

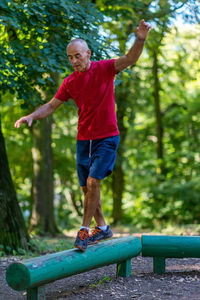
xmin=111 ymin=223 xmax=200 ymax=237
xmin=30 ymin=235 xmax=74 ymax=255
xmin=0 ymin=234 xmax=74 ymax=258
xmin=90 ymin=276 xmax=111 ymax=288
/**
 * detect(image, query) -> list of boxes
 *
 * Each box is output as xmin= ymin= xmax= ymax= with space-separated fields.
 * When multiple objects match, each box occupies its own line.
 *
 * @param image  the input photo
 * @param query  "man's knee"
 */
xmin=87 ymin=177 xmax=100 ymax=191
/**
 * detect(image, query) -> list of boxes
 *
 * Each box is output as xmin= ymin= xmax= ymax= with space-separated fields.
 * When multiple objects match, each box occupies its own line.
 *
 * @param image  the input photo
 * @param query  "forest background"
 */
xmin=0 ymin=0 xmax=200 ymax=253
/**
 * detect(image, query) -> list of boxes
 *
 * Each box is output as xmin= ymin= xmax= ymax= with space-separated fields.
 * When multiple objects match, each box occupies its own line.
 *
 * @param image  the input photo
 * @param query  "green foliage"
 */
xmin=123 ymin=24 xmax=200 ymax=227
xmin=0 ymin=0 xmax=107 ymax=103
xmin=0 ymin=243 xmax=28 ymax=257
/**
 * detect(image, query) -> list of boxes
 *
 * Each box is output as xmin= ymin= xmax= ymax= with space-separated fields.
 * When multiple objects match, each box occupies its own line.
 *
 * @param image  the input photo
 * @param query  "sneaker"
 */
xmin=88 ymin=226 xmax=113 ymax=245
xmin=74 ymin=228 xmax=89 ymax=251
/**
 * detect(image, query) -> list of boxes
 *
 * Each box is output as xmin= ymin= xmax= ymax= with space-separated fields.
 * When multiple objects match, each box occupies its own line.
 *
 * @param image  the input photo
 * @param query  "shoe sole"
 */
xmin=74 ymin=245 xmax=87 ymax=251
xmin=88 ymin=240 xmax=99 ymax=245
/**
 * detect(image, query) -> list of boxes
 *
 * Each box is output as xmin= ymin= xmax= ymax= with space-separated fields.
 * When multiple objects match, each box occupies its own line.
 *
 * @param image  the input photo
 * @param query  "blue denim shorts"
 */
xmin=76 ymin=135 xmax=120 ymax=186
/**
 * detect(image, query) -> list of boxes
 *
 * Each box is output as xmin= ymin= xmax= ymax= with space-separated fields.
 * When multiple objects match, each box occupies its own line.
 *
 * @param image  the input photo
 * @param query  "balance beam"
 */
xmin=6 ymin=236 xmax=141 ymax=300
xmin=142 ymin=235 xmax=200 ymax=274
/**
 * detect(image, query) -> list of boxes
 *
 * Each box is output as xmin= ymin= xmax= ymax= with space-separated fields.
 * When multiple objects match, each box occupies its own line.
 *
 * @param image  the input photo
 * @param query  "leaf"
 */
xmin=0 ymin=0 xmax=8 ymax=9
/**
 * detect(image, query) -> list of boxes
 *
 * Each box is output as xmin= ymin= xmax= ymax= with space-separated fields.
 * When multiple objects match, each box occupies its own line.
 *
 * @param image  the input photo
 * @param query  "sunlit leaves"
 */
xmin=0 ymin=0 xmax=106 ymax=103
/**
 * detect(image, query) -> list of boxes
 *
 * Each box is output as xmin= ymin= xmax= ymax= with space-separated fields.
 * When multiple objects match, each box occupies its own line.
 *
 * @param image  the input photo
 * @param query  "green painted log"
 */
xmin=6 ymin=236 xmax=141 ymax=293
xmin=142 ymin=235 xmax=200 ymax=274
xmin=142 ymin=235 xmax=200 ymax=258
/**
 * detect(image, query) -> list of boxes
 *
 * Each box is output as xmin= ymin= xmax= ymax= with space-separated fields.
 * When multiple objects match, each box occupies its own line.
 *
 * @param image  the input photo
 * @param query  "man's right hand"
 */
xmin=14 ymin=98 xmax=63 ymax=128
xmin=15 ymin=115 xmax=34 ymax=128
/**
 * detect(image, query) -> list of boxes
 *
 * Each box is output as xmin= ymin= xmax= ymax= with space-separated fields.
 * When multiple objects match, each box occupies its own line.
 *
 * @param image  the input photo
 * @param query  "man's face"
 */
xmin=67 ymin=42 xmax=91 ymax=73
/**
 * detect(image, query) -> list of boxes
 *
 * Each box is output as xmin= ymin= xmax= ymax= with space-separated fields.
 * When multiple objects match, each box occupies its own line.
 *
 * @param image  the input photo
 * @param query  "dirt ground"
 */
xmin=1 ymin=254 xmax=200 ymax=300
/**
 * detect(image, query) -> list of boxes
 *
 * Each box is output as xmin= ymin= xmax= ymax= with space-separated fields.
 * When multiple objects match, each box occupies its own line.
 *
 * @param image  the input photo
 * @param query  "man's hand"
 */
xmin=114 ymin=19 xmax=151 ymax=72
xmin=14 ymin=98 xmax=63 ymax=128
xmin=136 ymin=19 xmax=151 ymax=42
xmin=15 ymin=115 xmax=34 ymax=128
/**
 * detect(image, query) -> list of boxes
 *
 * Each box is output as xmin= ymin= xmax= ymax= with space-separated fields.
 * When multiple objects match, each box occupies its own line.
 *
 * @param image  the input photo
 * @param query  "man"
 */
xmin=15 ymin=19 xmax=151 ymax=251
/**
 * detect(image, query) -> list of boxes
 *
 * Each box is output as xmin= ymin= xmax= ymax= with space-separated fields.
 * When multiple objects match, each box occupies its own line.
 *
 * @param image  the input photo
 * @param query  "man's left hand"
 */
xmin=136 ymin=19 xmax=151 ymax=41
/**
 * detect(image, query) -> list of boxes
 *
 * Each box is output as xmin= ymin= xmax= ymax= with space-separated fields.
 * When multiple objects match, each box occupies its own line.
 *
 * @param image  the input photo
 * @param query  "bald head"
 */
xmin=67 ymin=39 xmax=89 ymax=51
xmin=67 ymin=38 xmax=91 ymax=73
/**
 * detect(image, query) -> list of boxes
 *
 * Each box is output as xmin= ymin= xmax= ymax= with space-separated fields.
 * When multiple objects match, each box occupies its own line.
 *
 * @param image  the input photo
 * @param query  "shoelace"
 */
xmin=79 ymin=229 xmax=89 ymax=241
xmin=90 ymin=227 xmax=101 ymax=237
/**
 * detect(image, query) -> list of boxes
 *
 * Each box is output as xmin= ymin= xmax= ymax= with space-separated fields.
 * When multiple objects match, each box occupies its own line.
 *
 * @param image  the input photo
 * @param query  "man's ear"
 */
xmin=87 ymin=49 xmax=91 ymax=58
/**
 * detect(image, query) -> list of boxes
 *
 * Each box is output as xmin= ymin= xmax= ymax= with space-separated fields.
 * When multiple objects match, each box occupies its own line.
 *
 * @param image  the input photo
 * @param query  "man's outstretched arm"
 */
xmin=114 ymin=19 xmax=151 ymax=73
xmin=15 ymin=97 xmax=63 ymax=128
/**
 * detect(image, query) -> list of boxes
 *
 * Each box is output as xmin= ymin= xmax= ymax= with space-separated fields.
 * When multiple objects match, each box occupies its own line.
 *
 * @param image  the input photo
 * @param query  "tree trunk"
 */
xmin=30 ymin=115 xmax=58 ymax=235
xmin=30 ymin=72 xmax=59 ymax=235
xmin=112 ymin=82 xmax=128 ymax=224
xmin=112 ymin=160 xmax=124 ymax=223
xmin=0 ymin=117 xmax=30 ymax=252
xmin=153 ymin=50 xmax=164 ymax=175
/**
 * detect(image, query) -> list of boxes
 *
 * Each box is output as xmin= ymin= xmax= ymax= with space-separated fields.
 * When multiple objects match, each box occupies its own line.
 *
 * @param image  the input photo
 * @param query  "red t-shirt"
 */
xmin=54 ymin=59 xmax=119 ymax=140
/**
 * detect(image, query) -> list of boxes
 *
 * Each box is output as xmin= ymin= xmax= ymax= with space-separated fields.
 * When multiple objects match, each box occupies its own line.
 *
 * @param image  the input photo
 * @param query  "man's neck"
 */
xmin=85 ymin=60 xmax=91 ymax=71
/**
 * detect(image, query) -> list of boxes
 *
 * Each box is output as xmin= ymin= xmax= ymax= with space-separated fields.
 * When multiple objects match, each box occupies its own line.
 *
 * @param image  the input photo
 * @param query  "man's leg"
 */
xmin=81 ymin=180 xmax=113 ymax=245
xmin=74 ymin=177 xmax=102 ymax=251
xmin=82 ymin=177 xmax=103 ymax=227
xmin=81 ymin=183 xmax=106 ymax=227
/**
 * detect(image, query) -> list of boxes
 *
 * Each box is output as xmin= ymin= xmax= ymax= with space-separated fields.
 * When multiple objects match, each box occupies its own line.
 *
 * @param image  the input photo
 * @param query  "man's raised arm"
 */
xmin=114 ymin=19 xmax=151 ymax=73
xmin=15 ymin=97 xmax=63 ymax=128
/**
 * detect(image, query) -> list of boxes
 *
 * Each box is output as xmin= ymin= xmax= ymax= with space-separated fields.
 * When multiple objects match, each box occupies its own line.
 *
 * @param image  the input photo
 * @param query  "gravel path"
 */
xmin=1 ymin=255 xmax=200 ymax=300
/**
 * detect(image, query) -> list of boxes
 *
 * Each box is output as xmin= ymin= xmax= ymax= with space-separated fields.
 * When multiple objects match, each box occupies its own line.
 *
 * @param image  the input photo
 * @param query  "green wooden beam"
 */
xmin=142 ymin=235 xmax=200 ymax=258
xmin=6 ymin=236 xmax=141 ymax=295
xmin=142 ymin=235 xmax=200 ymax=274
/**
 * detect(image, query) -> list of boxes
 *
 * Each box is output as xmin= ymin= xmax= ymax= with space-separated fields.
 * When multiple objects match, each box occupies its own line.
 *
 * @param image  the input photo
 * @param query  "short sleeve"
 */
xmin=98 ymin=59 xmax=117 ymax=76
xmin=54 ymin=79 xmax=71 ymax=102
